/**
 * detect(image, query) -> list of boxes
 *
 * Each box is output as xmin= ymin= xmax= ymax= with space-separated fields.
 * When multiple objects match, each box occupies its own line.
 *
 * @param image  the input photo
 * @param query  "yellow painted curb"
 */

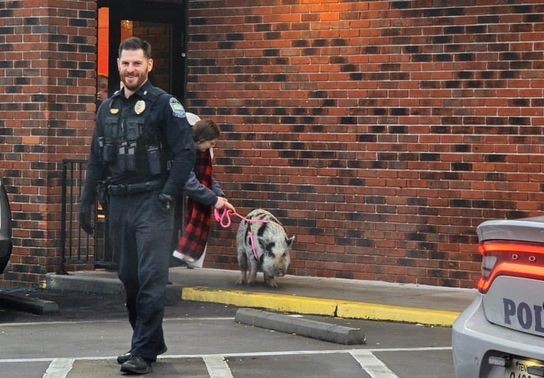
xmin=182 ymin=287 xmax=460 ymax=327
xmin=337 ymin=302 xmax=460 ymax=327
xmin=182 ymin=287 xmax=337 ymax=316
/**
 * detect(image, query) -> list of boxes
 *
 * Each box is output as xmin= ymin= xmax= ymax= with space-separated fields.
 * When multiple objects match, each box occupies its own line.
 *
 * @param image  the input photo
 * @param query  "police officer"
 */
xmin=79 ymin=37 xmax=195 ymax=375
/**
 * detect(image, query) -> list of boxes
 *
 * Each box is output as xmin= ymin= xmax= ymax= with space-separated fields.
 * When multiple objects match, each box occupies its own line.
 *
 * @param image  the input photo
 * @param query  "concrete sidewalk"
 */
xmin=46 ymin=267 xmax=477 ymax=327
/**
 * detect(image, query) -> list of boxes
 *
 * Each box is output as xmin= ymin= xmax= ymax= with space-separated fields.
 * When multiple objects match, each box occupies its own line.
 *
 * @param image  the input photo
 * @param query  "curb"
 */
xmin=0 ymin=291 xmax=59 ymax=315
xmin=46 ymin=273 xmax=124 ymax=295
xmin=44 ymin=273 xmax=462 ymax=327
xmin=182 ymin=287 xmax=460 ymax=327
xmin=45 ymin=273 xmax=183 ymax=306
xmin=235 ymin=308 xmax=366 ymax=345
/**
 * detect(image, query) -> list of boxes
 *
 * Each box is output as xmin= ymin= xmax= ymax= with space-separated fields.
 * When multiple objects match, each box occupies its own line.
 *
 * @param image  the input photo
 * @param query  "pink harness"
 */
xmin=214 ymin=208 xmax=270 ymax=261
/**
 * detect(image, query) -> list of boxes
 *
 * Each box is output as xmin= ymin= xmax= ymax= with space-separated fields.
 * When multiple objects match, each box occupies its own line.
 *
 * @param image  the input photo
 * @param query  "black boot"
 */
xmin=117 ymin=346 xmax=167 ymax=365
xmin=117 ymin=352 xmax=131 ymax=364
xmin=120 ymin=356 xmax=152 ymax=375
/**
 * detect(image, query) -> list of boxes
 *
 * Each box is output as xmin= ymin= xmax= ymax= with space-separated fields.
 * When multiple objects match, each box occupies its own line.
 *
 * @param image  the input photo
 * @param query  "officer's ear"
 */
xmin=147 ymin=58 xmax=153 ymax=73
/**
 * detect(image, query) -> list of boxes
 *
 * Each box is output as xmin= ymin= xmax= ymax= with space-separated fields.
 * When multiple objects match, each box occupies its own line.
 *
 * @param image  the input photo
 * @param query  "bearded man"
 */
xmin=79 ymin=37 xmax=195 ymax=375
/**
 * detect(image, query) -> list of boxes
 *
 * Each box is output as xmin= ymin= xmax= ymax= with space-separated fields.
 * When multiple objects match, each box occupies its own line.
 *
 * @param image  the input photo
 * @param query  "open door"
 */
xmin=97 ymin=0 xmax=186 ymax=101
xmin=0 ymin=179 xmax=13 ymax=273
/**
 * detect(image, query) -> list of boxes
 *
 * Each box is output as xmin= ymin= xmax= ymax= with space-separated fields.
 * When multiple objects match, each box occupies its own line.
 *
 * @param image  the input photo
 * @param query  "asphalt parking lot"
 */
xmin=0 ymin=287 xmax=455 ymax=377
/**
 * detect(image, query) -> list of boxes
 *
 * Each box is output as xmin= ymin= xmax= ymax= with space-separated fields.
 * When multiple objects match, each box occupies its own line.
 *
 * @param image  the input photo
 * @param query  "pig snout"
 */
xmin=262 ymin=251 xmax=290 ymax=277
xmin=273 ymin=253 xmax=290 ymax=276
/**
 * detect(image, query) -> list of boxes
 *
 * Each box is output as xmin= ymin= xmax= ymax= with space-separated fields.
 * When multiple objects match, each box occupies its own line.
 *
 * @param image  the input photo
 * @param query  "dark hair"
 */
xmin=193 ymin=120 xmax=220 ymax=142
xmin=118 ymin=37 xmax=152 ymax=59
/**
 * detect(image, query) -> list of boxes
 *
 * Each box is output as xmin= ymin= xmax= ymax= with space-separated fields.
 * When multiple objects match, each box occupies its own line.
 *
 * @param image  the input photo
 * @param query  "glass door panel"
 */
xmin=96 ymin=2 xmax=184 ymax=101
xmin=121 ymin=20 xmax=172 ymax=93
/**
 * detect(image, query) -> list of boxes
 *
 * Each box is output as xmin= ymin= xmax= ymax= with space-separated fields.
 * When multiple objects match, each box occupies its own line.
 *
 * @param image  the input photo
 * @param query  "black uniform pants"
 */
xmin=108 ymin=189 xmax=174 ymax=361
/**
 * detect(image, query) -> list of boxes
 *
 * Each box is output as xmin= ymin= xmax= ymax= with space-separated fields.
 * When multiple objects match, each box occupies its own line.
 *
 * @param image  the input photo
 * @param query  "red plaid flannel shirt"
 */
xmin=176 ymin=149 xmax=213 ymax=260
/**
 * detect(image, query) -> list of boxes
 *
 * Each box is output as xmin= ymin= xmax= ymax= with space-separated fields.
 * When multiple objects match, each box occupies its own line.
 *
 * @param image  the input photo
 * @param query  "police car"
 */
xmin=0 ymin=179 xmax=12 ymax=274
xmin=452 ymin=217 xmax=544 ymax=378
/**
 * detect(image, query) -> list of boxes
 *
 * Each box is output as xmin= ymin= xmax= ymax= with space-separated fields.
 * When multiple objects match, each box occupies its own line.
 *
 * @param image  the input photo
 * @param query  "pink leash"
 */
xmin=214 ymin=208 xmax=240 ymax=228
xmin=213 ymin=208 xmax=268 ymax=261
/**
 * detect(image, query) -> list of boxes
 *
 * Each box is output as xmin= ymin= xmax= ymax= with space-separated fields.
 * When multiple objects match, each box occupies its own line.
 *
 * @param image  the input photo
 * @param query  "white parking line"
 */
xmin=350 ymin=350 xmax=399 ymax=378
xmin=0 ymin=347 xmax=454 ymax=378
xmin=0 ymin=346 xmax=452 ymax=363
xmin=0 ymin=319 xmax=126 ymax=327
xmin=203 ymin=355 xmax=234 ymax=378
xmin=42 ymin=358 xmax=74 ymax=378
xmin=0 ymin=317 xmax=235 ymax=327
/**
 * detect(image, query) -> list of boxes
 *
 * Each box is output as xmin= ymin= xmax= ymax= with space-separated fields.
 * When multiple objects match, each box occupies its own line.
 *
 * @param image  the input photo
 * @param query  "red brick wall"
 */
xmin=186 ymin=1 xmax=544 ymax=287
xmin=0 ymin=1 xmax=96 ymax=286
xmin=2 ymin=0 xmax=544 ymax=289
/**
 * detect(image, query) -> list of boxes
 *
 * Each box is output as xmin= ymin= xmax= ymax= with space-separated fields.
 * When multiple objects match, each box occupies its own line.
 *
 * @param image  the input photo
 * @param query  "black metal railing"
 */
xmin=60 ymin=160 xmax=114 ymax=273
xmin=60 ymin=160 xmax=185 ymax=273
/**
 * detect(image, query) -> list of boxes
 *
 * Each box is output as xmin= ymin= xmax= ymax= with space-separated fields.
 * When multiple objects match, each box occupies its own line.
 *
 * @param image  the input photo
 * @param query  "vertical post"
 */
xmin=59 ymin=161 xmax=68 ymax=275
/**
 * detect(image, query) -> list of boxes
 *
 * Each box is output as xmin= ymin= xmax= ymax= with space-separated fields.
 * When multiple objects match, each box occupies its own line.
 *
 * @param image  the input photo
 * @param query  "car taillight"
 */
xmin=480 ymin=254 xmax=497 ymax=279
xmin=477 ymin=241 xmax=544 ymax=293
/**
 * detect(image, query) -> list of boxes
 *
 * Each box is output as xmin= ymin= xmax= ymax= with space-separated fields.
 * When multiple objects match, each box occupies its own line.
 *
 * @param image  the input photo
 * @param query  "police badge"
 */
xmin=134 ymin=100 xmax=146 ymax=115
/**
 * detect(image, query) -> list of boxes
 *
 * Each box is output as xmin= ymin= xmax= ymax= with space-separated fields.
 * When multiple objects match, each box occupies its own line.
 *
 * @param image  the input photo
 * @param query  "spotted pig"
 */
xmin=236 ymin=209 xmax=294 ymax=288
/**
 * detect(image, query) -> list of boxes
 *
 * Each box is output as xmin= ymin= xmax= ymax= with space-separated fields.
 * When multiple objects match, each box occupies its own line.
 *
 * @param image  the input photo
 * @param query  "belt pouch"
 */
xmin=147 ymin=146 xmax=162 ymax=175
xmin=117 ymin=141 xmax=127 ymax=171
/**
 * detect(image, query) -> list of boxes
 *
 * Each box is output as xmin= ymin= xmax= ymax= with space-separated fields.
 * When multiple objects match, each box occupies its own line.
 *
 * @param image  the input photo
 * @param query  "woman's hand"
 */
xmin=215 ymin=197 xmax=236 ymax=212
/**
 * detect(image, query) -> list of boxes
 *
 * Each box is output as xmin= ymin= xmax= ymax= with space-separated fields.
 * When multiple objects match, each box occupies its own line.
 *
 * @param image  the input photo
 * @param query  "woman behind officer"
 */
xmin=173 ymin=113 xmax=235 ymax=268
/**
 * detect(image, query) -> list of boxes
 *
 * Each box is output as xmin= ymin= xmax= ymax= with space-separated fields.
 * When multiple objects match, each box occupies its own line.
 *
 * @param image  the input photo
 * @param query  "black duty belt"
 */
xmin=108 ymin=180 xmax=163 ymax=196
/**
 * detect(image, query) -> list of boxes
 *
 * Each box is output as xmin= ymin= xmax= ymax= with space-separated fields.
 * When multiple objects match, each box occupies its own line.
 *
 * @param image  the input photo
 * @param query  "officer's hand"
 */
xmin=215 ymin=197 xmax=236 ymax=213
xmin=79 ymin=205 xmax=94 ymax=235
xmin=158 ymin=193 xmax=173 ymax=210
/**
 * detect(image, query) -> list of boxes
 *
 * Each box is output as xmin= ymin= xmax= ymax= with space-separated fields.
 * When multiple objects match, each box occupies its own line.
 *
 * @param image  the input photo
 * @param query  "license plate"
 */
xmin=505 ymin=359 xmax=544 ymax=378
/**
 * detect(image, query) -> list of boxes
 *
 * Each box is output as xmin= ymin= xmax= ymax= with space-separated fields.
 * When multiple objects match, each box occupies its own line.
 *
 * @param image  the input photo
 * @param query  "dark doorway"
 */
xmin=97 ymin=0 xmax=186 ymax=101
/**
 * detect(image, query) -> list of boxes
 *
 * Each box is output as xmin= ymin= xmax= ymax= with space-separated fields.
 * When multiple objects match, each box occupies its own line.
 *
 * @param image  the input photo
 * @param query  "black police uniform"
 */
xmin=80 ymin=80 xmax=195 ymax=362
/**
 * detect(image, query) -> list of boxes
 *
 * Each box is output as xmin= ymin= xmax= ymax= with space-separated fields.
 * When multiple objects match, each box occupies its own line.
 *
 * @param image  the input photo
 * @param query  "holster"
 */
xmin=96 ymin=179 xmax=110 ymax=209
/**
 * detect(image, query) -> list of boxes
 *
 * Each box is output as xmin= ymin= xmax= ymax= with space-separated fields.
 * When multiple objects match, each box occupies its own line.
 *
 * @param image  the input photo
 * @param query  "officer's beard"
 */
xmin=122 ymin=74 xmax=148 ymax=92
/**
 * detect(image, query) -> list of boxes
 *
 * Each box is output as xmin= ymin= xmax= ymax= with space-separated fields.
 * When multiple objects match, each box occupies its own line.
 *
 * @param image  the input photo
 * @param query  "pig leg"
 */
xmin=236 ymin=248 xmax=248 ymax=285
xmin=236 ymin=269 xmax=247 ymax=285
xmin=264 ymin=273 xmax=278 ymax=288
xmin=247 ymin=257 xmax=258 ymax=285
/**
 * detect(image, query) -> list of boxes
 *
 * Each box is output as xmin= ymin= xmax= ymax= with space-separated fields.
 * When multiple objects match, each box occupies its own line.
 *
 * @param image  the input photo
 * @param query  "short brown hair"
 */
xmin=193 ymin=119 xmax=220 ymax=142
xmin=118 ymin=37 xmax=152 ymax=59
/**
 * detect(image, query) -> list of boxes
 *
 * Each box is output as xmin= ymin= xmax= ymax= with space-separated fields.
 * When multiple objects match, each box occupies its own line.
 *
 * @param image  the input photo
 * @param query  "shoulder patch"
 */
xmin=169 ymin=97 xmax=186 ymax=118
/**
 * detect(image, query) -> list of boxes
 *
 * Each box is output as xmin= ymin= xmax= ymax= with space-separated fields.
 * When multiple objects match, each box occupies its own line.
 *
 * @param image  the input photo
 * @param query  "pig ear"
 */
xmin=287 ymin=235 xmax=295 ymax=247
